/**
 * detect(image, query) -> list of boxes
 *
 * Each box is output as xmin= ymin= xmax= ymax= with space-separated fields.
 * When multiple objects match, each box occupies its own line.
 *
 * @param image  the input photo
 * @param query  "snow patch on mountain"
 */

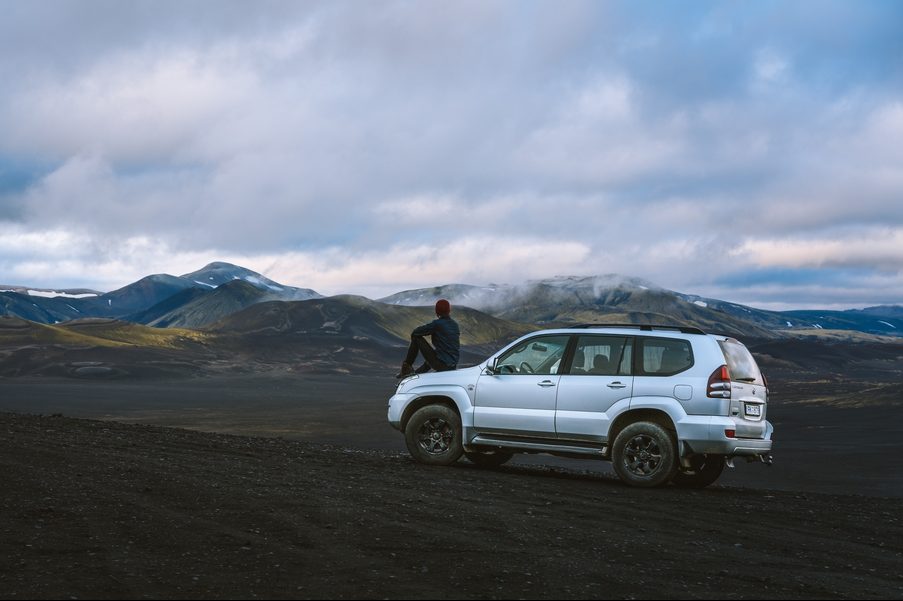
xmin=23 ymin=289 xmax=98 ymax=299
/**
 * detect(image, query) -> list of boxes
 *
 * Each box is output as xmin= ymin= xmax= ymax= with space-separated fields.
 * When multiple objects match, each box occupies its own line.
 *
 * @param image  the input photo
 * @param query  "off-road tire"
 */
xmin=611 ymin=421 xmax=678 ymax=487
xmin=404 ymin=405 xmax=463 ymax=466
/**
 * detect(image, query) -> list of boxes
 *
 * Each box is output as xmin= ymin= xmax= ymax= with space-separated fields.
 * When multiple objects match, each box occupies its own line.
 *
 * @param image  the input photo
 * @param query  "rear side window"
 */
xmin=718 ymin=339 xmax=764 ymax=385
xmin=568 ymin=336 xmax=632 ymax=376
xmin=637 ymin=337 xmax=693 ymax=376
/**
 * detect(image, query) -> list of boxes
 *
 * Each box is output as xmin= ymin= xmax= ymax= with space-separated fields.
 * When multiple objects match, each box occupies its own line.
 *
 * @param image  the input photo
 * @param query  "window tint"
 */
xmin=718 ymin=339 xmax=764 ymax=385
xmin=496 ymin=335 xmax=570 ymax=375
xmin=569 ymin=336 xmax=632 ymax=376
xmin=638 ymin=337 xmax=693 ymax=376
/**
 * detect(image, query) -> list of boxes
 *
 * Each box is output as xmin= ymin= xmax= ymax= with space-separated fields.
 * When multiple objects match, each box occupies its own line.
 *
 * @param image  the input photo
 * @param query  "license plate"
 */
xmin=745 ymin=404 xmax=761 ymax=417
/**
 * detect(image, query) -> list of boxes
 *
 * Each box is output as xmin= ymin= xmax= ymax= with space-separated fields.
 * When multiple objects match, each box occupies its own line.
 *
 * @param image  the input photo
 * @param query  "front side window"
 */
xmin=496 ymin=335 xmax=570 ymax=375
xmin=568 ymin=336 xmax=632 ymax=376
xmin=638 ymin=337 xmax=693 ymax=376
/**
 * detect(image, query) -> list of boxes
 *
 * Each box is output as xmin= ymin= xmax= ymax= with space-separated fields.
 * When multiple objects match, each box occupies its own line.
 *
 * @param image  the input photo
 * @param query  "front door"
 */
xmin=473 ymin=335 xmax=571 ymax=437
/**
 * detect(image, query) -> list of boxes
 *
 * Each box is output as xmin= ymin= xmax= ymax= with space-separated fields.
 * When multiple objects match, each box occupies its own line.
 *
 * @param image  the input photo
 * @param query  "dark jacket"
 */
xmin=412 ymin=316 xmax=460 ymax=367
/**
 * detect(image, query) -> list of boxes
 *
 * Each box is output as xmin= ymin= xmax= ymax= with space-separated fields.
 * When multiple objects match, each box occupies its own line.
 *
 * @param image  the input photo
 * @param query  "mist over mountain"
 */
xmin=381 ymin=275 xmax=903 ymax=338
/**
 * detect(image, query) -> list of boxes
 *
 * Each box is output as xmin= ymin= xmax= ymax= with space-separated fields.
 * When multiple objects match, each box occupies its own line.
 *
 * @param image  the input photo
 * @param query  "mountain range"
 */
xmin=2 ymin=263 xmax=901 ymax=338
xmin=0 ymin=262 xmax=321 ymax=327
xmin=380 ymin=275 xmax=903 ymax=338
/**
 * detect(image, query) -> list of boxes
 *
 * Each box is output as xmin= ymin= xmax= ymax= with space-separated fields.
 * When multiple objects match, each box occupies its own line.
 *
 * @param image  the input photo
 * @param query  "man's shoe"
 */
xmin=395 ymin=362 xmax=414 ymax=379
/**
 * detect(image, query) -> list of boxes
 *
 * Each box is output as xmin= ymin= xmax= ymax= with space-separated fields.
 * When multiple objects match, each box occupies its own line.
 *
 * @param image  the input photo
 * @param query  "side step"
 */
xmin=469 ymin=435 xmax=607 ymax=457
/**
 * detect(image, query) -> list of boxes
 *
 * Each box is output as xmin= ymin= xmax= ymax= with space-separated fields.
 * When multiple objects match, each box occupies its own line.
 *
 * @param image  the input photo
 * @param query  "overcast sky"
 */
xmin=1 ymin=0 xmax=901 ymax=309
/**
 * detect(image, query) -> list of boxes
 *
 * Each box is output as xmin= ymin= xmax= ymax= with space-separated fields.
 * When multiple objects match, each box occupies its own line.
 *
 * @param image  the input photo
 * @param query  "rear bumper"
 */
xmin=677 ymin=416 xmax=773 ymax=457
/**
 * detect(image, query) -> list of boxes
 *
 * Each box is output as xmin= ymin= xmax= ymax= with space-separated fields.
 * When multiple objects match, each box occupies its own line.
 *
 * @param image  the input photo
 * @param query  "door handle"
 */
xmin=607 ymin=382 xmax=627 ymax=389
xmin=537 ymin=380 xmax=556 ymax=387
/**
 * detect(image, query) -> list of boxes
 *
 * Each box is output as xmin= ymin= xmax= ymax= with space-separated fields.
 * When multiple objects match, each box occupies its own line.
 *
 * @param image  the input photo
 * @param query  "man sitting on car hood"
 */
xmin=396 ymin=299 xmax=460 ymax=378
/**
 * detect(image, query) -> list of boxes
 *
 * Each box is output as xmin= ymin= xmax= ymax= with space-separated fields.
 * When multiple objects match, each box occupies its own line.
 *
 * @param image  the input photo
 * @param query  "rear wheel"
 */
xmin=465 ymin=450 xmax=513 ymax=468
xmin=672 ymin=454 xmax=725 ymax=488
xmin=611 ymin=421 xmax=678 ymax=487
xmin=404 ymin=405 xmax=463 ymax=466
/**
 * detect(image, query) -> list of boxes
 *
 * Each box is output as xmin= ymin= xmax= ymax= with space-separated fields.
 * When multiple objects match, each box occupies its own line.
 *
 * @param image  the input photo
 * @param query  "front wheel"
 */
xmin=672 ymin=454 xmax=725 ymax=488
xmin=404 ymin=405 xmax=463 ymax=466
xmin=611 ymin=421 xmax=678 ymax=487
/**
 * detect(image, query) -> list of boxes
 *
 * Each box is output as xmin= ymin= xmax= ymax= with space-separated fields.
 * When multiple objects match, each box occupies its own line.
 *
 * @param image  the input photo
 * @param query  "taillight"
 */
xmin=707 ymin=365 xmax=731 ymax=398
xmin=725 ymin=429 xmax=736 ymax=438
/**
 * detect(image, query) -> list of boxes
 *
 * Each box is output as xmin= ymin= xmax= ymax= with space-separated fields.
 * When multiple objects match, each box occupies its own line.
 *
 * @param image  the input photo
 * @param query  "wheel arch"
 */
xmin=608 ymin=407 xmax=678 ymax=452
xmin=400 ymin=392 xmax=465 ymax=432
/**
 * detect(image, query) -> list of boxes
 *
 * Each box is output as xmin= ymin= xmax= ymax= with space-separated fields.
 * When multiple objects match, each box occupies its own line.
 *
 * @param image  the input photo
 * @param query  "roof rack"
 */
xmin=566 ymin=323 xmax=707 ymax=335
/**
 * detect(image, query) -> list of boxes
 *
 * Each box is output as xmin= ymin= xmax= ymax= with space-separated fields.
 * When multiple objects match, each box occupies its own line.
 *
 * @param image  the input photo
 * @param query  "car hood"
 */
xmin=396 ymin=364 xmax=484 ymax=393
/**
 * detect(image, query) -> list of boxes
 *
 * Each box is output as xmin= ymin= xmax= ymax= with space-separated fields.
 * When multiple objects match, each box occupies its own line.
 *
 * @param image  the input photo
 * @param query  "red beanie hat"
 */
xmin=435 ymin=299 xmax=451 ymax=316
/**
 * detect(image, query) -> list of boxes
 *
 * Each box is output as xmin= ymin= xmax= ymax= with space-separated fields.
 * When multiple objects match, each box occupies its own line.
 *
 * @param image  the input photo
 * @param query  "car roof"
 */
xmin=530 ymin=324 xmax=710 ymax=338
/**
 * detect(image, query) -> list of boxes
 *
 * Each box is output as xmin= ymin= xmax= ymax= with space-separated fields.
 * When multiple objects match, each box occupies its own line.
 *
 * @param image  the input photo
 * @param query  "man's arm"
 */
xmin=411 ymin=320 xmax=437 ymax=337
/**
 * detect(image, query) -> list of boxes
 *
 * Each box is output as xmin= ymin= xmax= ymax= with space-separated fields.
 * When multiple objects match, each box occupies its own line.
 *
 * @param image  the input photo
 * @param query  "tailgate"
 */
xmin=729 ymin=381 xmax=768 ymax=438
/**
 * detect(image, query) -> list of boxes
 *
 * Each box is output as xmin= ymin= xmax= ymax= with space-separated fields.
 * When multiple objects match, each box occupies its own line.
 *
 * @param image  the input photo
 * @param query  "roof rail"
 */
xmin=566 ymin=323 xmax=707 ymax=335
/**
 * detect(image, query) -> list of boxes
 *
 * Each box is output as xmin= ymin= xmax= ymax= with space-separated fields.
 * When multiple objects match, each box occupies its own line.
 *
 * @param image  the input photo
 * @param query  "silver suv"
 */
xmin=388 ymin=324 xmax=773 ymax=488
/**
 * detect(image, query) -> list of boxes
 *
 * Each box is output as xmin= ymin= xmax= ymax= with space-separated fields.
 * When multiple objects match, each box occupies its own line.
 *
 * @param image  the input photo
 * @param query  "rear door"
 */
xmin=473 ymin=335 xmax=571 ymax=437
xmin=719 ymin=339 xmax=769 ymax=438
xmin=555 ymin=335 xmax=634 ymax=442
xmin=630 ymin=335 xmax=696 ymax=408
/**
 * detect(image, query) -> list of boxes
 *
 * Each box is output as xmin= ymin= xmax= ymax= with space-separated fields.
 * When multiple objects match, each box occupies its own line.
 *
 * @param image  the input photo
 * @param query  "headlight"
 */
xmin=396 ymin=374 xmax=419 ymax=392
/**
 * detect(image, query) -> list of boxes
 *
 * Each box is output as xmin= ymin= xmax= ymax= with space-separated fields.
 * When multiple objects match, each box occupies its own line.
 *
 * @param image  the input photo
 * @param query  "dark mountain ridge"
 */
xmin=0 ymin=263 xmax=322 ymax=326
xmin=129 ymin=280 xmax=282 ymax=328
xmin=2 ymin=265 xmax=900 ymax=338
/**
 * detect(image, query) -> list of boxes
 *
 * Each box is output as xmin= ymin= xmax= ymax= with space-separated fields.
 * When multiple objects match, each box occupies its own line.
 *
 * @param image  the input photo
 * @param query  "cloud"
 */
xmin=732 ymin=228 xmax=903 ymax=271
xmin=752 ymin=48 xmax=790 ymax=86
xmin=268 ymin=236 xmax=592 ymax=298
xmin=0 ymin=226 xmax=591 ymax=298
xmin=0 ymin=2 xmax=902 ymax=309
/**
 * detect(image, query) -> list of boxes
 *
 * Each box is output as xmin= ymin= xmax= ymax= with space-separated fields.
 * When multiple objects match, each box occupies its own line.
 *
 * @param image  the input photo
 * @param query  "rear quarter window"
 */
xmin=637 ymin=337 xmax=693 ymax=376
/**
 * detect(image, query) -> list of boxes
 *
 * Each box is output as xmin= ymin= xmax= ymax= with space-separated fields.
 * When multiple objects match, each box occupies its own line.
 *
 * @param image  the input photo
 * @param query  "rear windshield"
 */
xmin=718 ymin=339 xmax=764 ymax=385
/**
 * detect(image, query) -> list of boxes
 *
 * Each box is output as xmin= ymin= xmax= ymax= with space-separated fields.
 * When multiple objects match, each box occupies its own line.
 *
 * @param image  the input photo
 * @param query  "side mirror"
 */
xmin=484 ymin=358 xmax=499 ymax=375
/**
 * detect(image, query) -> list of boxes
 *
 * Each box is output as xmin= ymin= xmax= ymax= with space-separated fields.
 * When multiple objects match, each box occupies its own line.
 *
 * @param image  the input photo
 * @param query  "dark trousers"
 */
xmin=404 ymin=336 xmax=455 ymax=373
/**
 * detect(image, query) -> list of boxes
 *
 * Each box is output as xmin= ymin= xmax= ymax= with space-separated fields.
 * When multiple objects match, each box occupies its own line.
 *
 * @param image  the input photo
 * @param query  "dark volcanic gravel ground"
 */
xmin=1 ymin=412 xmax=901 ymax=600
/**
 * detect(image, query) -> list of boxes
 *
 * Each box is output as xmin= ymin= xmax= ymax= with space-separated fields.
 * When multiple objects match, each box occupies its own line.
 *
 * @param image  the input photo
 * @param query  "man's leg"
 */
xmin=402 ymin=337 xmax=421 ymax=367
xmin=395 ymin=338 xmax=416 ymax=378
xmin=397 ymin=335 xmax=445 ymax=378
xmin=412 ymin=336 xmax=447 ymax=373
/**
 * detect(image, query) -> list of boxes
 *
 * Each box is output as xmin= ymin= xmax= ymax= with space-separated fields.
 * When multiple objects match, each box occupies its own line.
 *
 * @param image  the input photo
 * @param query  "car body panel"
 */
xmin=554 ymin=374 xmax=633 ymax=442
